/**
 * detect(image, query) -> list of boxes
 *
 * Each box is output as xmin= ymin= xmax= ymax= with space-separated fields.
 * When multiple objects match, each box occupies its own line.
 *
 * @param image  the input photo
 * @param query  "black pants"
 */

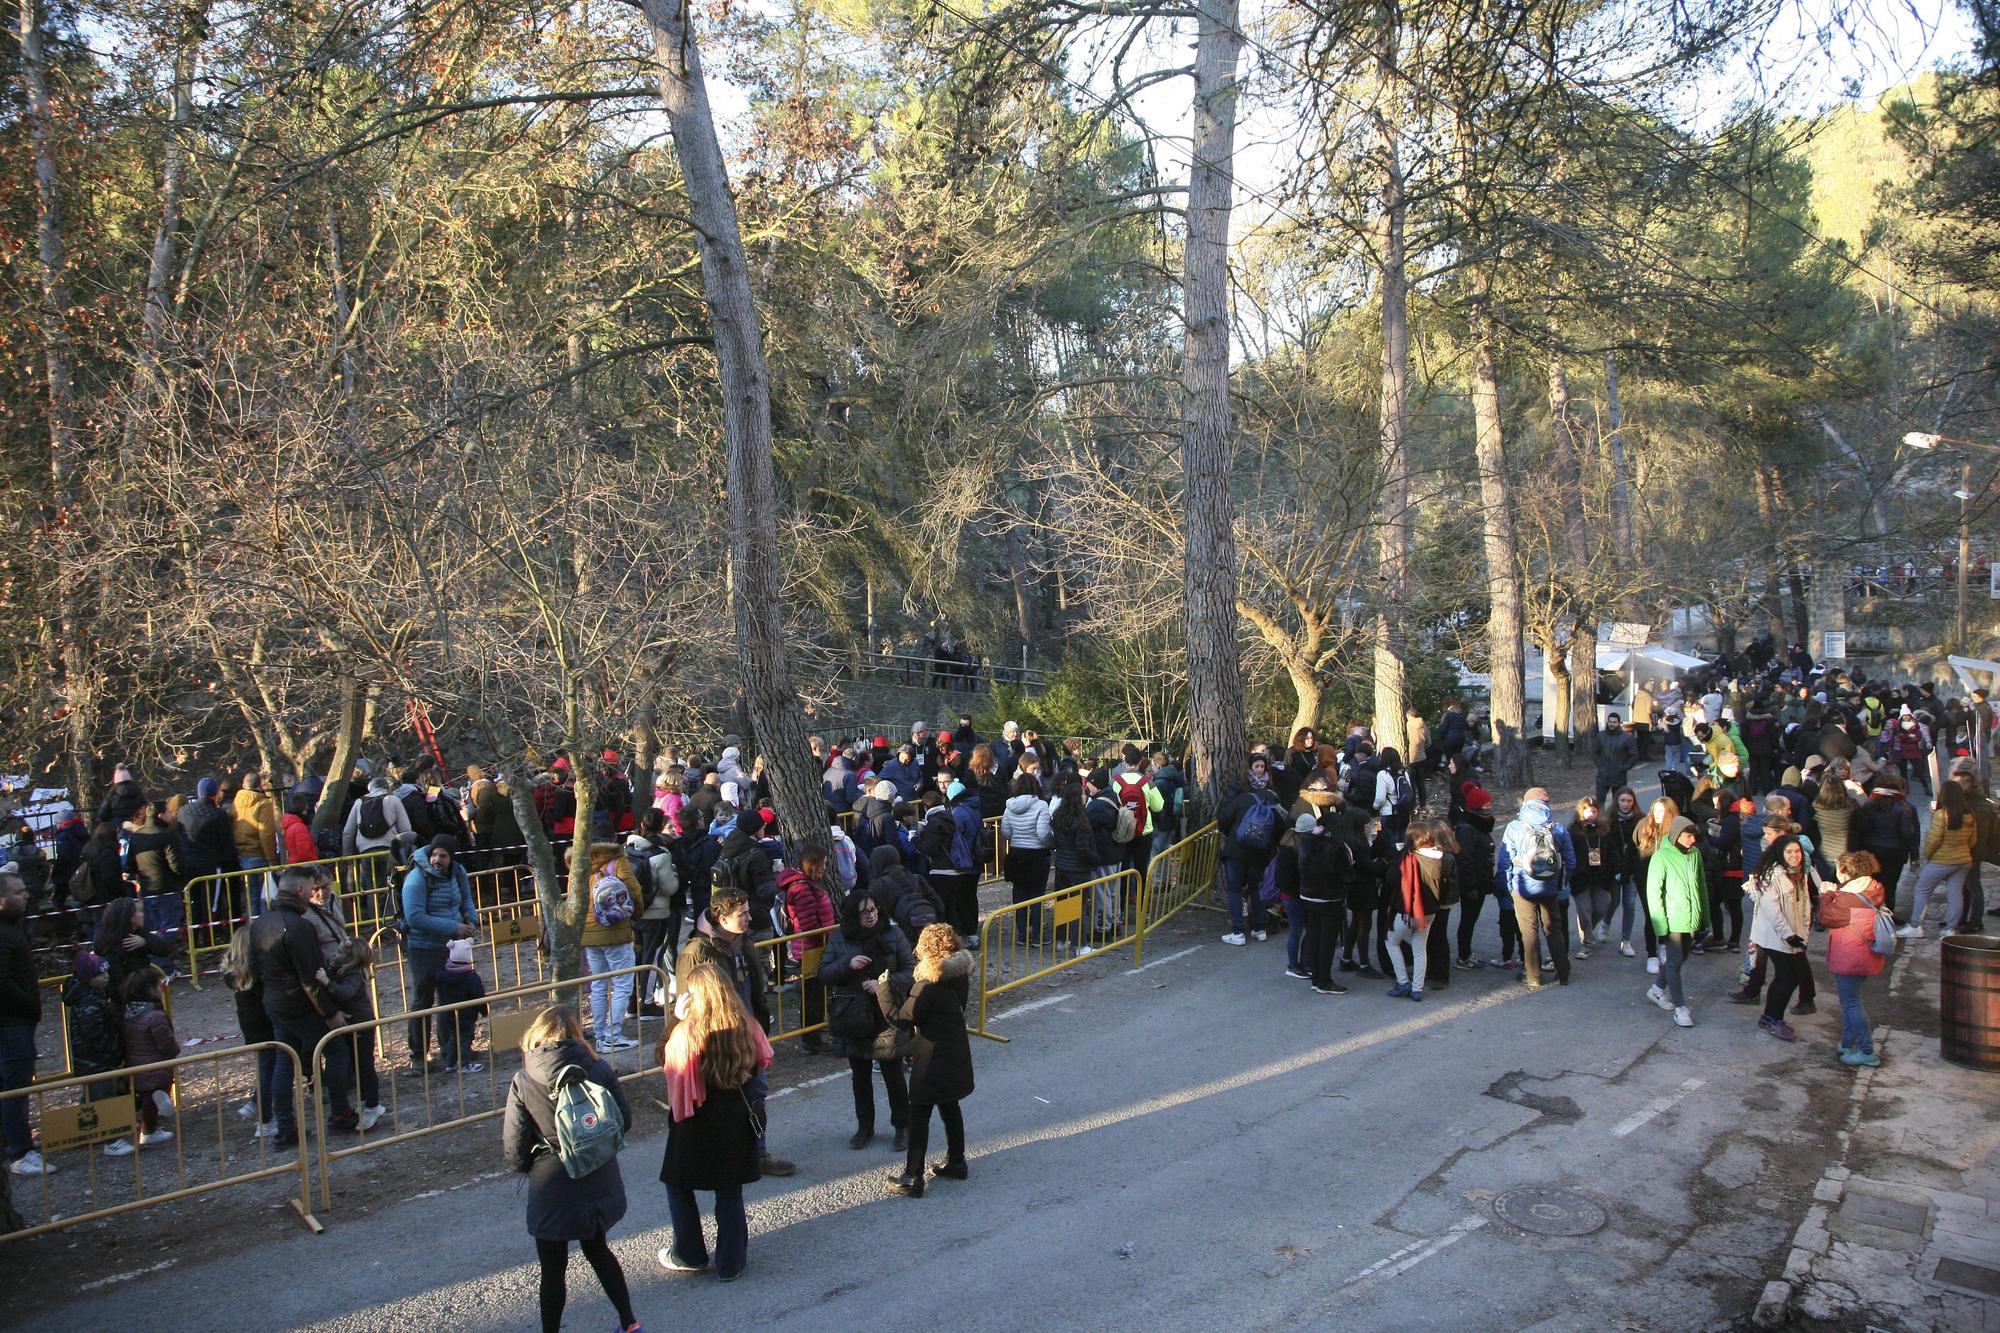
xmin=1747 ymin=941 xmax=1816 ymax=1004
xmin=535 ymin=1226 xmax=634 ymax=1333
xmin=937 ymin=872 xmax=980 ymax=938
xmin=850 ymin=1056 xmax=907 ymax=1132
xmin=1343 ymin=896 xmax=1373 ymax=966
xmin=1875 ymin=853 xmax=1909 ymax=921
xmin=1004 ymin=847 xmax=1052 ymax=944
xmin=1763 ymin=950 xmax=1808 ymax=1023
xmin=404 ymin=947 xmax=448 ymax=1063
xmin=904 ymin=1098 xmax=965 ymax=1177
xmin=1714 ymin=879 xmax=1744 ymax=947
xmin=1424 ymin=906 xmax=1453 ymax=986
xmin=1301 ymin=899 xmax=1343 ymax=987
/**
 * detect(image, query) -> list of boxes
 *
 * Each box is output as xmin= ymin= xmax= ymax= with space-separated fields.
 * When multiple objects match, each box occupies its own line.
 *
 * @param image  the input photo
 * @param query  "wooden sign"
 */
xmin=491 ymin=915 xmax=542 ymax=944
xmin=487 ymin=1009 xmax=534 ymax=1056
xmin=40 ymin=1094 xmax=136 ymax=1153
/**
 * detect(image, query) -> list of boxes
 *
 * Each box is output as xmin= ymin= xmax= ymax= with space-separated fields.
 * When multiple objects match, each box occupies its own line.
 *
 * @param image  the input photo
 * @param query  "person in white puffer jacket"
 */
xmin=1000 ymin=776 xmax=1055 ymax=946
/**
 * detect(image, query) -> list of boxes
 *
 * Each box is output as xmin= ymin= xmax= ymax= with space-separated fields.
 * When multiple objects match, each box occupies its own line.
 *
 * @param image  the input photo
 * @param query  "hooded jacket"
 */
xmin=502 ymin=1037 xmax=631 ymax=1242
xmin=399 ymin=837 xmax=475 ymax=953
xmin=232 ymin=788 xmax=280 ymax=862
xmin=822 ymin=756 xmax=860 ymax=814
xmin=868 ymin=845 xmax=942 ymax=937
xmin=1819 ymin=875 xmax=1888 ymax=977
xmin=1748 ymin=856 xmax=1813 ymax=955
xmin=1644 ymin=818 xmax=1709 ymax=936
xmin=120 ymin=998 xmax=179 ymax=1093
xmin=179 ymin=796 xmax=238 ymax=878
xmin=342 ymin=786 xmax=414 ymax=857
xmin=126 ymin=817 xmax=185 ymax=897
xmin=1001 ymin=792 xmax=1053 ymax=850
xmin=893 ymin=948 xmax=974 ymax=1105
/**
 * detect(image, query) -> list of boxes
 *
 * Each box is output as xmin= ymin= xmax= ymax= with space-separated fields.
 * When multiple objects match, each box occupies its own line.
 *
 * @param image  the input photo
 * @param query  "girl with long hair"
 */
xmin=658 ymin=964 xmax=771 ymax=1282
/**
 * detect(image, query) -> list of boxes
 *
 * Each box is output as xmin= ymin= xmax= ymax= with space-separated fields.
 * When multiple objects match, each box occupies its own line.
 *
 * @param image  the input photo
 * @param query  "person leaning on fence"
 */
xmin=399 ymin=834 xmax=477 ymax=1074
xmin=502 ymin=1006 xmax=642 ymax=1333
xmin=675 ymin=887 xmax=794 ymax=1177
xmin=887 ymin=922 xmax=974 ymax=1198
xmin=658 ymin=963 xmax=772 ymax=1283
xmin=0 ymin=871 xmax=51 ymax=1177
xmin=252 ymin=866 xmax=356 ymax=1146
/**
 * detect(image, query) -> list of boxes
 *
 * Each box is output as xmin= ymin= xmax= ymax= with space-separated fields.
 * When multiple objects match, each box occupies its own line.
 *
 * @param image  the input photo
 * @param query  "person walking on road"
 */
xmin=502 ymin=1006 xmax=641 ymax=1333
xmin=1643 ymin=816 xmax=1706 ymax=1028
xmin=658 ymin=964 xmax=771 ymax=1283
xmin=1497 ymin=789 xmax=1575 ymax=987
xmin=887 ymin=923 xmax=975 ymax=1197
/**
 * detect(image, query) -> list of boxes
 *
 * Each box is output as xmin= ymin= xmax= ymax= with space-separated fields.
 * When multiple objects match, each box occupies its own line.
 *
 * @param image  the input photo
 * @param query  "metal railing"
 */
xmin=0 ymin=1041 xmax=319 ymax=1241
xmin=982 ymin=816 xmax=1007 ymax=884
xmin=1134 ymin=824 xmax=1221 ymax=966
xmin=180 ymin=852 xmax=391 ymax=987
xmin=309 ymin=963 xmax=671 ymax=1209
xmin=970 ymin=868 xmax=1141 ymax=1041
xmin=751 ymin=924 xmax=835 ymax=1044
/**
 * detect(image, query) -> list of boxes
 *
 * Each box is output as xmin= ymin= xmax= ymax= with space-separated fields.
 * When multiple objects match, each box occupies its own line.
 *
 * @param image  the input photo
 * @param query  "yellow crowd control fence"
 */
xmin=970 ymin=867 xmax=1141 ymax=1041
xmin=1133 ymin=824 xmax=1221 ymax=966
xmin=751 ymin=923 xmax=836 ymax=1044
xmin=181 ymin=852 xmax=390 ymax=987
xmin=0 ymin=1041 xmax=319 ymax=1242
xmin=37 ymin=976 xmax=176 ymax=1084
xmin=981 ymin=816 xmax=1007 ymax=883
xmin=366 ymin=898 xmax=551 ymax=1021
xmin=309 ymin=962 xmax=672 ymax=1209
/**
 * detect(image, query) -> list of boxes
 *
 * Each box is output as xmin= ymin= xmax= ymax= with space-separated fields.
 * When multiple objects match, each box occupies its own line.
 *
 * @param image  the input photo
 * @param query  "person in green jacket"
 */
xmin=1645 ymin=816 xmax=1708 ymax=1029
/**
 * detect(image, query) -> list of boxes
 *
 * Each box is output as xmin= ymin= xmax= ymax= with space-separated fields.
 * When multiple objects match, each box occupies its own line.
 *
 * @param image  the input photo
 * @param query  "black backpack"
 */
xmin=358 ymin=796 xmax=390 ymax=840
xmin=400 ymin=791 xmax=434 ymax=839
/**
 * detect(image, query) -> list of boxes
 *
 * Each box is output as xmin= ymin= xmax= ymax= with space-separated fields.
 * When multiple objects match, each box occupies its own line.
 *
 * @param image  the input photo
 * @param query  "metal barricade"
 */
xmin=310 ymin=963 xmax=671 ymax=1208
xmin=0 ymin=1041 xmax=320 ymax=1241
xmin=835 ymin=810 xmax=858 ymax=832
xmin=1134 ymin=823 xmax=1221 ymax=966
xmin=981 ymin=815 xmax=1008 ymax=884
xmin=21 ymin=880 xmax=146 ymax=973
xmin=971 ymin=868 xmax=1141 ymax=1041
xmin=181 ymin=852 xmax=388 ymax=987
xmin=36 ymin=975 xmax=177 ymax=1083
xmin=751 ymin=924 xmax=835 ymax=1044
xmin=366 ymin=899 xmax=551 ymax=1020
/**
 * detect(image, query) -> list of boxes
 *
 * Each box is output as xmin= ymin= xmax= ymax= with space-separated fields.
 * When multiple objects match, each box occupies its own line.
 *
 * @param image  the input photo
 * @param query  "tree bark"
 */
xmin=1752 ymin=465 xmax=1785 ymax=639
xmin=1178 ymin=0 xmax=1250 ymax=818
xmin=1602 ymin=351 xmax=1637 ymax=572
xmin=639 ymin=0 xmax=828 ymax=860
xmin=1548 ymin=356 xmax=1597 ymax=762
xmin=506 ymin=771 xmax=576 ymax=982
xmin=1470 ymin=284 xmax=1530 ymax=787
xmin=1369 ymin=4 xmax=1411 ymax=761
xmin=312 ymin=676 xmax=369 ymax=835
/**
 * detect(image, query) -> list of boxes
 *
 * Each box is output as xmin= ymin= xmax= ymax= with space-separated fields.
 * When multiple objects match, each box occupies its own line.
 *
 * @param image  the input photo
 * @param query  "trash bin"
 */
xmin=1940 ymin=934 xmax=2000 ymax=1071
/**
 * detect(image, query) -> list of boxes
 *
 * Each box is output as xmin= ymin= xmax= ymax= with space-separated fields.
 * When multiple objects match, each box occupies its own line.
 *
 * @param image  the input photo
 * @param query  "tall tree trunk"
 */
xmin=1178 ymin=0 xmax=1250 ymax=818
xmin=20 ymin=0 xmax=97 ymax=813
xmin=1369 ymin=4 xmax=1411 ymax=760
xmin=1752 ymin=465 xmax=1785 ymax=639
xmin=506 ymin=769 xmax=572 ymax=979
xmin=1548 ymin=355 xmax=1598 ymax=762
xmin=631 ymin=695 xmax=659 ymax=824
xmin=312 ymin=676 xmax=369 ymax=834
xmin=1603 ymin=350 xmax=1637 ymax=574
xmin=123 ymin=7 xmax=199 ymax=470
xmin=639 ymin=0 xmax=828 ymax=860
xmin=1470 ymin=285 xmax=1530 ymax=787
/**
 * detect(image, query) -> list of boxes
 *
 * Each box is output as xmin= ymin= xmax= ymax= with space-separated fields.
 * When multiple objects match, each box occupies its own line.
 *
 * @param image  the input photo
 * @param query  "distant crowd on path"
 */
xmin=1216 ymin=650 xmax=1995 ymax=1087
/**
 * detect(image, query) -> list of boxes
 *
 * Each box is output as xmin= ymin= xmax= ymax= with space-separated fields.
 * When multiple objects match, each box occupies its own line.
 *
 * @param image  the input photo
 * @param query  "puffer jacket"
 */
xmin=232 ymin=789 xmax=279 ymax=862
xmin=1922 ymin=810 xmax=1979 ymax=867
xmin=120 ymin=999 xmax=180 ymax=1093
xmin=580 ymin=844 xmax=640 ymax=949
xmin=776 ymin=868 xmax=835 ymax=959
xmin=1000 ymin=793 xmax=1052 ymax=850
xmin=1819 ymin=875 xmax=1888 ymax=977
xmin=1644 ymin=819 xmax=1709 ymax=937
xmin=1747 ymin=863 xmax=1814 ymax=954
xmin=399 ymin=839 xmax=475 ymax=953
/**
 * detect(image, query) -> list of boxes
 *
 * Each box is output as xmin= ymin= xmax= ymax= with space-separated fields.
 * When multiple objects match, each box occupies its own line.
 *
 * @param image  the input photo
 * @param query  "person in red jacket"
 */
xmin=778 ymin=850 xmax=837 ymax=1054
xmin=280 ymin=793 xmax=318 ymax=866
xmin=1819 ymin=850 xmax=1888 ymax=1068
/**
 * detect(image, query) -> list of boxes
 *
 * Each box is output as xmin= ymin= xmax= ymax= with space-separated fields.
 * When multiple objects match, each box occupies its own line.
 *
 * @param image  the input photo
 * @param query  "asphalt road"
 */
xmin=20 ymin=876 xmax=1880 ymax=1333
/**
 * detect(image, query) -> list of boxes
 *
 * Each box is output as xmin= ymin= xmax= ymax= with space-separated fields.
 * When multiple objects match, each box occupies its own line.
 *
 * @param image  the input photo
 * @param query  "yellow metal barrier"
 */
xmin=180 ymin=852 xmax=390 ymax=987
xmin=0 ymin=1041 xmax=319 ymax=1241
xmin=367 ymin=899 xmax=550 ymax=1020
xmin=835 ymin=810 xmax=859 ymax=831
xmin=981 ymin=815 xmax=1007 ymax=884
xmin=310 ymin=963 xmax=671 ymax=1209
xmin=751 ymin=924 xmax=835 ymax=1044
xmin=1134 ymin=823 xmax=1221 ymax=966
xmin=971 ymin=868 xmax=1141 ymax=1042
xmin=38 ymin=974 xmax=177 ymax=1083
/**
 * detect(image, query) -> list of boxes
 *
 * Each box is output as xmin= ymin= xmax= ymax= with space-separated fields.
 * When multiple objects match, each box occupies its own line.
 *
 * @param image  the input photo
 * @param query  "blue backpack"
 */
xmin=1233 ymin=794 xmax=1282 ymax=852
xmin=947 ymin=807 xmax=978 ymax=874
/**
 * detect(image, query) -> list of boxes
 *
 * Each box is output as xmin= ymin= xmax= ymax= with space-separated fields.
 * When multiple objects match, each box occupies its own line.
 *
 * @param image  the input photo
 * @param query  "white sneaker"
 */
xmin=152 ymin=1090 xmax=176 ymax=1120
xmin=360 ymin=1105 xmax=388 ymax=1132
xmin=236 ymin=1100 xmax=258 ymax=1120
xmin=1221 ymin=932 xmax=1246 ymax=946
xmin=103 ymin=1138 xmax=136 ymax=1157
xmin=1646 ymin=985 xmax=1673 ymax=1012
xmin=1252 ymin=930 xmax=1268 ymax=942
xmin=139 ymin=1129 xmax=174 ymax=1147
xmin=1594 ymin=923 xmax=1609 ymax=943
xmin=604 ymin=1036 xmax=640 ymax=1052
xmin=8 ymin=1151 xmax=54 ymax=1176
xmin=1619 ymin=941 xmax=1636 ymax=958
xmin=1895 ymin=924 xmax=1923 ymax=939
xmin=1074 ymin=945 xmax=1096 ymax=957
xmin=1646 ymin=956 xmax=1661 ymax=975
xmin=254 ymin=1121 xmax=280 ymax=1139
xmin=1673 ymin=1006 xmax=1695 ymax=1028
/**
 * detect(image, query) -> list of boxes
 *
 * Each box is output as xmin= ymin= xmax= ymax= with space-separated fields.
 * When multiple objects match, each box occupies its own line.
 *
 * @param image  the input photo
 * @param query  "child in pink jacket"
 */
xmin=1818 ymin=850 xmax=1889 ymax=1068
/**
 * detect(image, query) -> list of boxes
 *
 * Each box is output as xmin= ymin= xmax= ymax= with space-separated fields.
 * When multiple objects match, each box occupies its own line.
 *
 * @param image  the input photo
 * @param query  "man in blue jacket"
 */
xmin=1496 ymin=789 xmax=1576 ymax=987
xmin=400 ymin=834 xmax=476 ymax=1071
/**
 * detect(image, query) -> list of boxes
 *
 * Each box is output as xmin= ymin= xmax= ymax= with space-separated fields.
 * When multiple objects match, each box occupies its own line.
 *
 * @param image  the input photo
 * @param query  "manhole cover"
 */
xmin=1491 ymin=1187 xmax=1607 ymax=1237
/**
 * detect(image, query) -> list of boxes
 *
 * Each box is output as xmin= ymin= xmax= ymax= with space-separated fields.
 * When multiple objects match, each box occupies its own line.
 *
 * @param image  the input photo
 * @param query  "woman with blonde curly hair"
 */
xmin=886 ymin=923 xmax=976 ymax=1198
xmin=658 ymin=964 xmax=770 ymax=1282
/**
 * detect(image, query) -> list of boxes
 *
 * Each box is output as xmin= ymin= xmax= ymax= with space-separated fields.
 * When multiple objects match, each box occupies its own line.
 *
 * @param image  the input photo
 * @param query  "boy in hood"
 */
xmin=1496 ymin=789 xmax=1575 ymax=987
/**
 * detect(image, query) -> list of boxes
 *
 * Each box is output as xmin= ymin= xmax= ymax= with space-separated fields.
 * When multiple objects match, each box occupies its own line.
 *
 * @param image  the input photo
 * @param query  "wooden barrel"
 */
xmin=1940 ymin=934 xmax=2000 ymax=1071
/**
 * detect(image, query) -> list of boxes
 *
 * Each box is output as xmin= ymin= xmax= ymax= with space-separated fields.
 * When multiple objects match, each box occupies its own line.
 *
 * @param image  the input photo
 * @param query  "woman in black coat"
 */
xmin=501 ymin=1008 xmax=637 ymax=1333
xmin=819 ymin=891 xmax=916 ymax=1151
xmin=92 ymin=896 xmax=171 ymax=997
xmin=887 ymin=922 xmax=975 ymax=1197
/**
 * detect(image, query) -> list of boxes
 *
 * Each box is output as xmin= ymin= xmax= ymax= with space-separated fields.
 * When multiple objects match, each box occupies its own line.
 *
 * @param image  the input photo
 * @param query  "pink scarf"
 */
xmin=662 ymin=1022 xmax=773 ymax=1122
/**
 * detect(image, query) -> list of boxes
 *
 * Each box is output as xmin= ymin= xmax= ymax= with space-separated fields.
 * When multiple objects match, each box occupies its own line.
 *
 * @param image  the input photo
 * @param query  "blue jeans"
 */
xmin=585 ymin=942 xmax=636 ymax=1045
xmin=1225 ymin=856 xmax=1268 ymax=935
xmin=1834 ymin=972 xmax=1873 ymax=1053
xmin=1284 ymin=898 xmax=1306 ymax=968
xmin=666 ymin=1183 xmax=747 ymax=1279
xmin=254 ymin=1046 xmax=284 ymax=1124
xmin=144 ymin=890 xmax=184 ymax=964
xmin=1664 ymin=738 xmax=1689 ymax=774
xmin=0 ymin=1023 xmax=36 ymax=1158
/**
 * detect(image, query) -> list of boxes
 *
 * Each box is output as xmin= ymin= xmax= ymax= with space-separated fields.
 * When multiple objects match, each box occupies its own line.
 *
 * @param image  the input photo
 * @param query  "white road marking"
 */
xmin=990 ymin=993 xmax=1072 ymax=1023
xmin=1127 ymin=945 xmax=1204 ymax=974
xmin=1612 ymin=1076 xmax=1706 ymax=1136
xmin=1339 ymin=1216 xmax=1487 ymax=1289
xmin=80 ymin=1260 xmax=176 ymax=1291
xmin=768 ymin=1071 xmax=845 ymax=1099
